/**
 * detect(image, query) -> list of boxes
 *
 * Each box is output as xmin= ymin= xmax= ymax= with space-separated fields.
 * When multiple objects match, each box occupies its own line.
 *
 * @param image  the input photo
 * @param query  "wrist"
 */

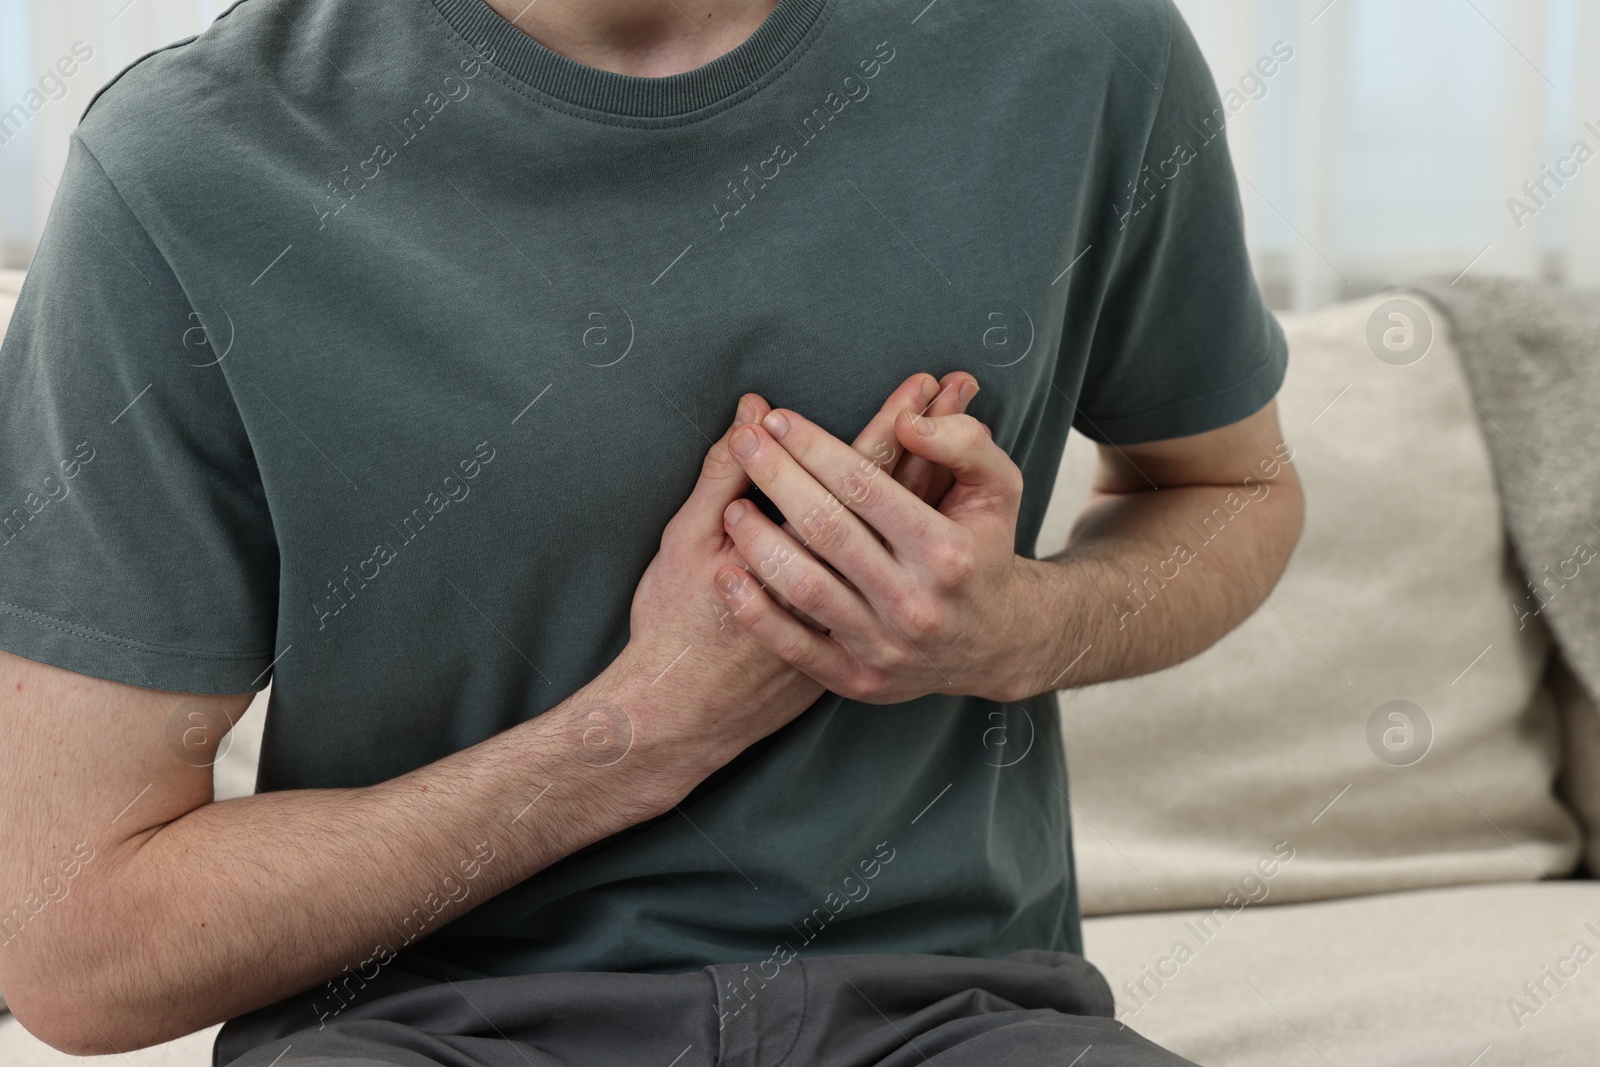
xmin=585 ymin=647 xmax=739 ymax=790
xmin=982 ymin=556 xmax=1064 ymax=703
xmin=550 ymin=656 xmax=719 ymax=820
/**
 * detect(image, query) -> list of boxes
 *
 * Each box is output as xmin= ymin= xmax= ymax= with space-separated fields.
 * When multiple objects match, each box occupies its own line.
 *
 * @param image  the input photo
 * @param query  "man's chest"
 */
xmin=215 ymin=178 xmax=1077 ymax=582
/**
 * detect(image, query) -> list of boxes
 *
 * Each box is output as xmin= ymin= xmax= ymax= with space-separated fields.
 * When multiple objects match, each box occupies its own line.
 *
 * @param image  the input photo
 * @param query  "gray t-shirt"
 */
xmin=0 ymin=0 xmax=1285 ymax=981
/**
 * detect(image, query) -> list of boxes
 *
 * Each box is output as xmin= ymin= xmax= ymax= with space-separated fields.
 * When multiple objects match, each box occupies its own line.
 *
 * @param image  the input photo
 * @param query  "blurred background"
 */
xmin=1 ymin=0 xmax=1598 ymax=308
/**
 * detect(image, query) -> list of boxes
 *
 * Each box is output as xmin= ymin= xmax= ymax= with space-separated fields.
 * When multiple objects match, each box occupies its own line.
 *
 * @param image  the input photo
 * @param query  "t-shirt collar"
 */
xmin=426 ymin=0 xmax=831 ymax=119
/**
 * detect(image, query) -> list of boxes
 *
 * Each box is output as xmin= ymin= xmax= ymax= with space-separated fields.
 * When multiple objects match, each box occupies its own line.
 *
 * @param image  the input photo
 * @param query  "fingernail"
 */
xmin=762 ymin=410 xmax=790 ymax=440
xmin=918 ymin=376 xmax=939 ymax=403
xmin=734 ymin=396 xmax=755 ymax=425
xmin=718 ymin=570 xmax=745 ymax=597
xmin=731 ymin=426 xmax=759 ymax=458
xmin=958 ymin=380 xmax=979 ymax=405
xmin=912 ymin=412 xmax=936 ymax=436
xmin=724 ymin=500 xmax=749 ymax=528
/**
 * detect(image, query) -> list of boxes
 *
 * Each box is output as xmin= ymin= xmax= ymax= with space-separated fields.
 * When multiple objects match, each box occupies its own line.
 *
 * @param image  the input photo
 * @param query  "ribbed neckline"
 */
xmin=428 ymin=0 xmax=831 ymax=119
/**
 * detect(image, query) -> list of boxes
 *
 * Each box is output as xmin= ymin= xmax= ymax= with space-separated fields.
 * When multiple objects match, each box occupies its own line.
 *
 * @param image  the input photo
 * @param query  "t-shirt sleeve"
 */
xmin=1072 ymin=2 xmax=1288 ymax=446
xmin=0 ymin=135 xmax=278 ymax=694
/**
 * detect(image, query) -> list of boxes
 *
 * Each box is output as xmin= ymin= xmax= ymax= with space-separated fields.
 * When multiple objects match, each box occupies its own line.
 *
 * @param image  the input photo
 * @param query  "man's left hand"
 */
xmin=715 ymin=384 xmax=1042 ymax=705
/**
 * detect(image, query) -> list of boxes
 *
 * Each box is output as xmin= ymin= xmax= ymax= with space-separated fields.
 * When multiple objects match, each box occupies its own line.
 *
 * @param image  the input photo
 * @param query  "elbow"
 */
xmin=2 ymin=976 xmax=121 ymax=1056
xmin=1253 ymin=455 xmax=1305 ymax=576
xmin=1 ymin=944 xmax=170 ymax=1055
xmin=3 ymin=982 xmax=174 ymax=1056
xmin=1278 ymin=463 xmax=1306 ymax=560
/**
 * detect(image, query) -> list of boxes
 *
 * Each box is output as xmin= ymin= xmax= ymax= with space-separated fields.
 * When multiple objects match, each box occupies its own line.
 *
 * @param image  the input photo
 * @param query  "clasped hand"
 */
xmin=715 ymin=375 xmax=1035 ymax=705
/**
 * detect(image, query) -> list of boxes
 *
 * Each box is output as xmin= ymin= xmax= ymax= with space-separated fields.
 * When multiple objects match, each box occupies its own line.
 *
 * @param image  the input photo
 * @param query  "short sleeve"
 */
xmin=0 ymin=135 xmax=278 ymax=693
xmin=1073 ymin=2 xmax=1288 ymax=446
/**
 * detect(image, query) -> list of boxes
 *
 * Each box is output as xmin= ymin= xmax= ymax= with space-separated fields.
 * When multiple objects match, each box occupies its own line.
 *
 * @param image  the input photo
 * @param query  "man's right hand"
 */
xmin=598 ymin=372 xmax=977 ymax=791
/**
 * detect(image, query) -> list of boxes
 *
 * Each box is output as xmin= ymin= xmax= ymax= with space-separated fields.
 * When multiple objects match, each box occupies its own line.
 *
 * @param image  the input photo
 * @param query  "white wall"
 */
xmin=1 ymin=1 xmax=231 ymax=265
xmin=3 ymin=0 xmax=1599 ymax=305
xmin=1176 ymin=0 xmax=1600 ymax=305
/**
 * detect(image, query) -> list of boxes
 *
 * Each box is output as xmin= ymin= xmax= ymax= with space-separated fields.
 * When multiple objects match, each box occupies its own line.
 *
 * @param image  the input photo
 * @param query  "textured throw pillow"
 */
xmin=1040 ymin=292 xmax=1584 ymax=916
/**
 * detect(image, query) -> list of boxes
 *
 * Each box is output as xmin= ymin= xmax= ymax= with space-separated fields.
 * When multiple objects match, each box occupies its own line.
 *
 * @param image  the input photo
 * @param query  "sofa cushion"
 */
xmin=0 ymin=1015 xmax=220 ymax=1067
xmin=1083 ymin=882 xmax=1600 ymax=1066
xmin=1040 ymin=292 xmax=1584 ymax=916
xmin=0 ymin=271 xmax=22 ymax=325
xmin=213 ymin=688 xmax=268 ymax=802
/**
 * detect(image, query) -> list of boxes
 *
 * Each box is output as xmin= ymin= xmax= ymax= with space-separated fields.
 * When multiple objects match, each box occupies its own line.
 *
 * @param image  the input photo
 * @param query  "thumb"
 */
xmin=675 ymin=394 xmax=771 ymax=540
xmin=894 ymin=410 xmax=1021 ymax=509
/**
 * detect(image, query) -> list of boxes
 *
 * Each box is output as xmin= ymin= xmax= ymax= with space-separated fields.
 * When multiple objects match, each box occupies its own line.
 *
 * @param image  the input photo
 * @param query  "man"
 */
xmin=0 ymin=0 xmax=1301 ymax=1064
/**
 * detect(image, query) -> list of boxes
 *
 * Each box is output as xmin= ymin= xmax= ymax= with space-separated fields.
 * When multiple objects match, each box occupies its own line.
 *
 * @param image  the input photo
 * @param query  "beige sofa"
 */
xmin=2 ymin=272 xmax=1597 ymax=1065
xmin=1042 ymin=292 xmax=1600 ymax=1065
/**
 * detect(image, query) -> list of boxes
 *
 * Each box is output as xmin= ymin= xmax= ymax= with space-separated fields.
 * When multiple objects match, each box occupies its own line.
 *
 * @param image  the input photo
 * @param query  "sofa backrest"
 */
xmin=1039 ymin=291 xmax=1590 ymax=916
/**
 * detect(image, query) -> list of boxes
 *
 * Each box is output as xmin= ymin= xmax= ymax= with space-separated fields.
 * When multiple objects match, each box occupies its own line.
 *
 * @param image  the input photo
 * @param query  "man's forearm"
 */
xmin=20 ymin=665 xmax=713 ymax=1053
xmin=1010 ymin=473 xmax=1304 ymax=697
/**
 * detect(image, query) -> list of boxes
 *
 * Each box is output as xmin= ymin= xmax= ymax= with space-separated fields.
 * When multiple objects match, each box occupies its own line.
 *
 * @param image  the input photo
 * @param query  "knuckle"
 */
xmin=872 ymin=636 xmax=915 ymax=671
xmin=755 ymin=543 xmax=796 ymax=581
xmin=720 ymin=570 xmax=759 ymax=611
xmin=893 ymin=593 xmax=943 ymax=641
xmin=928 ymin=536 xmax=976 ymax=585
xmin=840 ymin=466 xmax=879 ymax=511
xmin=701 ymin=445 xmax=737 ymax=482
xmin=952 ymin=413 xmax=985 ymax=443
xmin=785 ymin=570 xmax=828 ymax=615
xmin=800 ymin=503 xmax=849 ymax=554
xmin=1001 ymin=464 xmax=1025 ymax=500
xmin=847 ymin=669 xmax=889 ymax=703
xmin=777 ymin=635 xmax=816 ymax=671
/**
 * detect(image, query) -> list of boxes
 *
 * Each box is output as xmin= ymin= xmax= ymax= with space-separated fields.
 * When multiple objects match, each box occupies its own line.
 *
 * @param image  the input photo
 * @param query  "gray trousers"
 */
xmin=214 ymin=950 xmax=1199 ymax=1067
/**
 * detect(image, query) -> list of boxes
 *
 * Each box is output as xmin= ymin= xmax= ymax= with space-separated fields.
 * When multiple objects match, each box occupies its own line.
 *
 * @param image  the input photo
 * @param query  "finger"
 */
xmin=671 ymin=393 xmax=770 ymax=543
xmin=895 ymin=372 xmax=978 ymax=504
xmin=723 ymin=499 xmax=878 ymax=644
xmin=714 ymin=565 xmax=857 ymax=685
xmin=850 ymin=373 xmax=941 ymax=476
xmin=760 ymin=580 xmax=828 ymax=632
xmin=777 ymin=519 xmax=860 ymax=570
xmin=723 ymin=502 xmax=876 ymax=643
xmin=895 ymin=411 xmax=1023 ymax=509
xmin=751 ymin=407 xmax=951 ymax=567
xmin=727 ymin=419 xmax=898 ymax=584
